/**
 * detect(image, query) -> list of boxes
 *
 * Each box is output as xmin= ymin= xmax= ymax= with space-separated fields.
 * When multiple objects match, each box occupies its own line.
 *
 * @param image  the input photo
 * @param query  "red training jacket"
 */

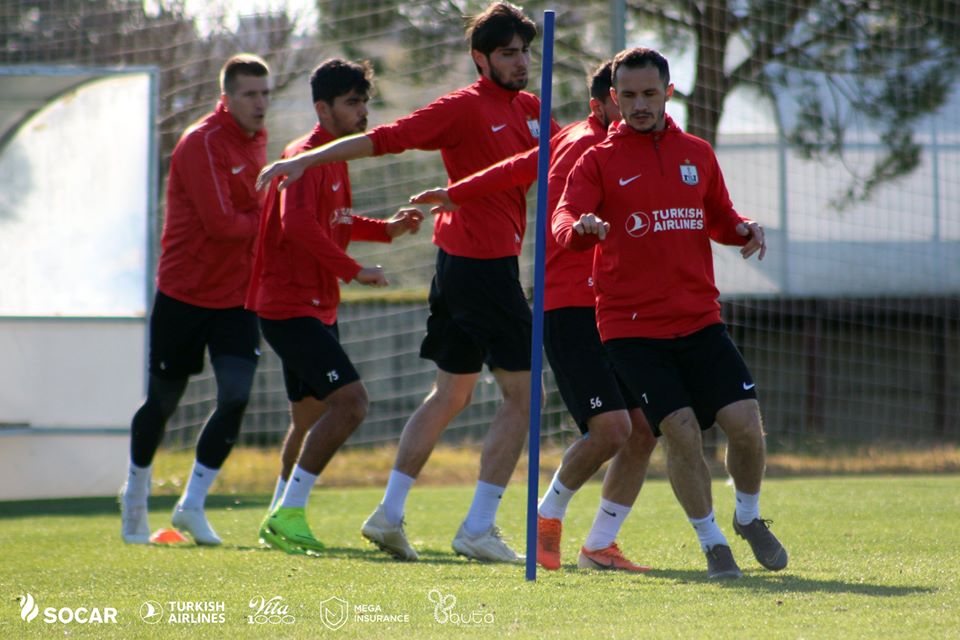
xmin=447 ymin=113 xmax=608 ymax=310
xmin=554 ymin=116 xmax=750 ymax=341
xmin=246 ymin=124 xmax=391 ymax=323
xmin=367 ymin=75 xmax=559 ymax=259
xmin=157 ymin=99 xmax=266 ymax=308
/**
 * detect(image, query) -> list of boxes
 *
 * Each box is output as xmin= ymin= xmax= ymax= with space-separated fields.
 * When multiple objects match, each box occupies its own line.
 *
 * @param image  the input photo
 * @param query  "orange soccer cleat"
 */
xmin=536 ymin=515 xmax=563 ymax=571
xmin=577 ymin=542 xmax=651 ymax=573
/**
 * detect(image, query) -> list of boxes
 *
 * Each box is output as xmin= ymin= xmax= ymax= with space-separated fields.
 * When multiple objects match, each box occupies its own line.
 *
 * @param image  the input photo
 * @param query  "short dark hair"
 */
xmin=310 ymin=58 xmax=373 ymax=105
xmin=589 ymin=60 xmax=614 ymax=102
xmin=611 ymin=47 xmax=670 ymax=88
xmin=220 ymin=54 xmax=270 ymax=95
xmin=467 ymin=2 xmax=537 ymax=61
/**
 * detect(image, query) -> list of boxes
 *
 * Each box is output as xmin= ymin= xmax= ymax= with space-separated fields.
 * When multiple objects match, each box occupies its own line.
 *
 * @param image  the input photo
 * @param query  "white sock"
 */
xmin=583 ymin=499 xmax=632 ymax=551
xmin=537 ymin=471 xmax=576 ymax=520
xmin=123 ymin=462 xmax=152 ymax=504
xmin=269 ymin=476 xmax=287 ymax=511
xmin=689 ymin=510 xmax=728 ymax=552
xmin=463 ymin=480 xmax=505 ymax=536
xmin=280 ymin=466 xmax=318 ymax=509
xmin=381 ymin=469 xmax=415 ymax=525
xmin=179 ymin=461 xmax=218 ymax=510
xmin=735 ymin=490 xmax=760 ymax=525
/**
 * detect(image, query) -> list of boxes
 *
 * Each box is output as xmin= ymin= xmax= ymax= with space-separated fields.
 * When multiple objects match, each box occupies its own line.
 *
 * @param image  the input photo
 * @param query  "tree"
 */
xmin=626 ymin=0 xmax=960 ymax=206
xmin=1 ymin=0 xmax=313 ymax=170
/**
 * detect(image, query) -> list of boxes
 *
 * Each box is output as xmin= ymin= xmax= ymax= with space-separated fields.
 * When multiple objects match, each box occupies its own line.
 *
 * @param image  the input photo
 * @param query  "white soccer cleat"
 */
xmin=451 ymin=523 xmax=523 ymax=563
xmin=120 ymin=498 xmax=151 ymax=544
xmin=361 ymin=505 xmax=418 ymax=561
xmin=171 ymin=503 xmax=222 ymax=546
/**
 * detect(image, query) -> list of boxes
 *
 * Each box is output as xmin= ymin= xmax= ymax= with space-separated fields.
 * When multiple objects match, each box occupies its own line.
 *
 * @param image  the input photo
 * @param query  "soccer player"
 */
xmin=256 ymin=2 xmax=559 ymax=562
xmin=247 ymin=59 xmax=423 ymax=554
xmin=120 ymin=54 xmax=271 ymax=545
xmin=409 ymin=61 xmax=657 ymax=572
xmin=554 ymin=47 xmax=788 ymax=579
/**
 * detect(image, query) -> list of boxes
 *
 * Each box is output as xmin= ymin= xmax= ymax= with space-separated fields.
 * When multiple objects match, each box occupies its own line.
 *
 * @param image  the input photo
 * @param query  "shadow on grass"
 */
xmin=638 ymin=568 xmax=935 ymax=597
xmin=0 ymin=494 xmax=271 ymax=520
xmin=142 ymin=543 xmax=474 ymax=566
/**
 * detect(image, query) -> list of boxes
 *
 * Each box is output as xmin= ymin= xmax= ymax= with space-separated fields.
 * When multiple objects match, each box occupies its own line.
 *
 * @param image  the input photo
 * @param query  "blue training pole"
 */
xmin=525 ymin=9 xmax=555 ymax=582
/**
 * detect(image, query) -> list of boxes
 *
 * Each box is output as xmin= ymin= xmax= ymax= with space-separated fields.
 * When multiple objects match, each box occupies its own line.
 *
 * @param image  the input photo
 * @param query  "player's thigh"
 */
xmin=604 ymin=337 xmax=693 ymax=437
xmin=207 ymin=306 xmax=261 ymax=364
xmin=148 ymin=291 xmax=210 ymax=379
xmin=440 ymin=252 xmax=532 ymax=373
xmin=678 ymin=323 xmax=757 ymax=431
xmin=545 ymin=307 xmax=628 ymax=434
xmin=419 ymin=261 xmax=486 ymax=374
xmin=260 ymin=316 xmax=360 ymax=403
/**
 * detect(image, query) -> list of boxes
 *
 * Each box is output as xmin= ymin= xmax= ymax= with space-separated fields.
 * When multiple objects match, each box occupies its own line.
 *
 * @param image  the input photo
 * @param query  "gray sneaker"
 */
xmin=733 ymin=517 xmax=788 ymax=570
xmin=452 ymin=523 xmax=523 ymax=563
xmin=172 ymin=503 xmax=222 ymax=546
xmin=120 ymin=496 xmax=151 ymax=544
xmin=361 ymin=505 xmax=418 ymax=561
xmin=705 ymin=544 xmax=743 ymax=579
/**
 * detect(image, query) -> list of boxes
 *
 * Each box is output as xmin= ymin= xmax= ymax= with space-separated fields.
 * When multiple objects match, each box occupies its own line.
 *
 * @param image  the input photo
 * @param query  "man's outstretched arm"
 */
xmin=257 ymin=134 xmax=374 ymax=191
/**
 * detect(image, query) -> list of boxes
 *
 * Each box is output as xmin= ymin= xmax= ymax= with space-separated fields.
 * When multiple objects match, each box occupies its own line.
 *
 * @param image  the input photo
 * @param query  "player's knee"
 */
xmin=428 ymin=384 xmax=473 ymax=414
xmin=329 ymin=383 xmax=369 ymax=426
xmin=659 ymin=409 xmax=701 ymax=450
xmin=718 ymin=400 xmax=764 ymax=446
xmin=145 ymin=376 xmax=187 ymax=419
xmin=216 ymin=386 xmax=251 ymax=415
xmin=216 ymin=372 xmax=253 ymax=411
xmin=628 ymin=421 xmax=658 ymax=456
xmin=587 ymin=414 xmax=631 ymax=454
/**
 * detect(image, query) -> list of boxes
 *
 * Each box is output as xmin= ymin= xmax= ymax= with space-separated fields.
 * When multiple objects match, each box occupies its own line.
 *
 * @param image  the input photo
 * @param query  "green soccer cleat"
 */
xmin=258 ymin=511 xmax=304 ymax=555
xmin=259 ymin=507 xmax=325 ymax=554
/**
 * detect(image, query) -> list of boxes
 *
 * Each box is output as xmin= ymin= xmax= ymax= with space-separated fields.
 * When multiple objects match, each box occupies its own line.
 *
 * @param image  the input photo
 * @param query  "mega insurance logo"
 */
xmin=17 ymin=593 xmax=118 ymax=625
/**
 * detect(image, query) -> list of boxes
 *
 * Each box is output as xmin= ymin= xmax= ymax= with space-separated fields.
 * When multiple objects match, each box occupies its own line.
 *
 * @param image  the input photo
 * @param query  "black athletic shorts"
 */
xmin=148 ymin=290 xmax=260 ymax=380
xmin=544 ymin=306 xmax=638 ymax=434
xmin=259 ymin=316 xmax=360 ymax=402
xmin=604 ymin=323 xmax=757 ymax=437
xmin=419 ymin=249 xmax=532 ymax=374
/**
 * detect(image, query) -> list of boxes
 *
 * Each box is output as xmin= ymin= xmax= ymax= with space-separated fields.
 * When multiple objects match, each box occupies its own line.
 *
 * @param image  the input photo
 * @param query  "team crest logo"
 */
xmin=330 ymin=207 xmax=353 ymax=227
xmin=625 ymin=211 xmax=651 ymax=238
xmin=526 ymin=118 xmax=540 ymax=138
xmin=679 ymin=162 xmax=699 ymax=186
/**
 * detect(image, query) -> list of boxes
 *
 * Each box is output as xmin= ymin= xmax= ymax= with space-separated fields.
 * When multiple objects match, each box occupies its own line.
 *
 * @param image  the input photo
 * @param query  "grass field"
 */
xmin=2 ymin=474 xmax=958 ymax=639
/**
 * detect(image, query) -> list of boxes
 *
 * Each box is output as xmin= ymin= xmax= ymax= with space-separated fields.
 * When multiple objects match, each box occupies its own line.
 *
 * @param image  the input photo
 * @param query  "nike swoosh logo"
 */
xmin=601 ymin=508 xmax=618 ymax=518
xmin=743 ymin=382 xmax=756 ymax=390
xmin=231 ymin=165 xmax=245 ymax=175
xmin=586 ymin=555 xmax=617 ymax=570
xmin=332 ymin=182 xmax=341 ymax=191
xmin=619 ymin=174 xmax=641 ymax=186
xmin=552 ymin=487 xmax=560 ymax=495
xmin=491 ymin=124 xmax=507 ymax=132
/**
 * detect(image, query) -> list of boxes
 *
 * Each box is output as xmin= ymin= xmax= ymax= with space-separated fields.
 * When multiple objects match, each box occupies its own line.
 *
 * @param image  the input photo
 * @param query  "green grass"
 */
xmin=1 ymin=476 xmax=958 ymax=639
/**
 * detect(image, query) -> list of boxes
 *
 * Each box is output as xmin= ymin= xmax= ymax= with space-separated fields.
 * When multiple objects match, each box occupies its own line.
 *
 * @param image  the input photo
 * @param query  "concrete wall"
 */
xmin=0 ymin=318 xmax=144 ymax=500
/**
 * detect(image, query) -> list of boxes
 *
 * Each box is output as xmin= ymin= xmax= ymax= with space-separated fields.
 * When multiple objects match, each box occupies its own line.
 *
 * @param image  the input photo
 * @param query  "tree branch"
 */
xmin=624 ymin=1 xmax=694 ymax=32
